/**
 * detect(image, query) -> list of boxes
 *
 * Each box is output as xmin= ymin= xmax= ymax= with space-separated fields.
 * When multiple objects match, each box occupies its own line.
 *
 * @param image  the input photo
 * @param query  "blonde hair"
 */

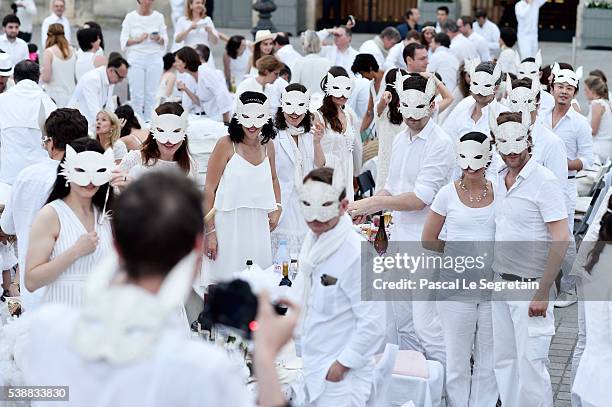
xmin=584 ymin=75 xmax=609 ymax=100
xmin=45 ymin=23 xmax=70 ymax=59
xmin=185 ymin=0 xmax=206 ymax=21
xmin=96 ymin=110 xmax=121 ymax=147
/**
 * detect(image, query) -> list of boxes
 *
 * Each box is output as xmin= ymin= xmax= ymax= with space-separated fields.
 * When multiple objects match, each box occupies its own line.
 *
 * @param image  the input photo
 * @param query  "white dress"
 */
xmin=45 ymin=51 xmax=76 ymax=107
xmin=112 ymin=140 xmax=128 ymax=162
xmin=588 ymin=98 xmax=612 ymax=161
xmin=174 ymin=16 xmax=217 ymax=69
xmin=42 ymin=199 xmax=113 ymax=307
xmin=229 ymin=48 xmax=250 ymax=88
xmin=75 ymin=50 xmax=96 ymax=82
xmin=271 ymin=129 xmax=316 ymax=258
xmin=202 ymin=142 xmax=276 ymax=286
xmin=374 ymin=105 xmax=405 ymax=192
xmin=119 ymin=149 xmax=197 ymax=180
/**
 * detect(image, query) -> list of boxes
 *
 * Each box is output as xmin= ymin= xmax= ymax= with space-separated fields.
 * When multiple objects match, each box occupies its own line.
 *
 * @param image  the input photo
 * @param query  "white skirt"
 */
xmin=201 ymin=208 xmax=272 ymax=287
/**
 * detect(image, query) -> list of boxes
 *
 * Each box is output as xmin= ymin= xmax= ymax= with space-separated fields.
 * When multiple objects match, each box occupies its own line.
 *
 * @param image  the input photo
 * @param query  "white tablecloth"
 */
xmin=385 ymin=360 xmax=445 ymax=407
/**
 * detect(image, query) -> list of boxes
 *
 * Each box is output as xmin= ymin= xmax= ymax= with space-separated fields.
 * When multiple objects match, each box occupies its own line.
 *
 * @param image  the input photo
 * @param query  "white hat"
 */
xmin=254 ymin=29 xmax=277 ymax=44
xmin=0 ymin=53 xmax=13 ymax=77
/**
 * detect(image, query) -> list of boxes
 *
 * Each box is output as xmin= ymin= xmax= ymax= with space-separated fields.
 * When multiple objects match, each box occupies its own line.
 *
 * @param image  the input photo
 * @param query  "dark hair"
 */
xmin=384 ymin=68 xmax=406 ymax=126
xmin=13 ymin=60 xmax=40 ymax=82
xmin=319 ymin=66 xmax=349 ymax=133
xmin=226 ymin=35 xmax=245 ymax=60
xmin=521 ymin=57 xmax=536 ymax=64
xmin=115 ymin=104 xmax=141 ymax=137
xmin=253 ymin=37 xmax=275 ymax=68
xmin=589 ymin=69 xmax=608 ymax=83
xmin=460 ymin=16 xmax=474 ymax=28
xmin=46 ymin=137 xmax=114 ymax=213
xmin=553 ymin=62 xmax=579 ymax=91
xmin=476 ymin=61 xmax=502 ymax=85
xmin=338 ymin=25 xmax=353 ymax=38
xmin=195 ymin=44 xmax=210 ymax=63
xmin=228 ymin=91 xmax=277 ymax=144
xmin=274 ymin=32 xmax=290 ymax=46
xmin=2 ymin=14 xmax=20 ymax=27
xmin=442 ymin=20 xmax=459 ymax=33
xmin=274 ymin=83 xmax=312 ymax=132
xmin=406 ymin=30 xmax=421 ymax=42
xmin=434 ymin=33 xmax=450 ymax=48
xmin=76 ymin=27 xmax=99 ymax=52
xmin=83 ymin=21 xmax=104 ymax=50
xmin=108 ymin=54 xmax=129 ymax=69
xmin=585 ymin=195 xmax=612 ymax=273
xmin=112 ymin=172 xmax=203 ymax=279
xmin=475 ymin=8 xmax=487 ymax=18
xmin=458 ymin=62 xmax=470 ymax=97
xmin=500 ymin=27 xmax=517 ymax=48
xmin=405 ymin=8 xmax=415 ymax=19
xmin=511 ymin=77 xmax=541 ymax=103
xmin=541 ymin=64 xmax=552 ymax=88
xmin=400 ymin=73 xmax=436 ymax=104
xmin=141 ymin=103 xmax=192 ymax=174
xmin=351 ymin=53 xmax=379 ymax=74
xmin=279 ymin=63 xmax=292 ymax=82
xmin=175 ymin=46 xmax=201 ymax=72
xmin=162 ymin=52 xmax=175 ymax=71
xmin=437 ymin=6 xmax=449 ymax=14
xmin=403 ymin=42 xmax=426 ymax=61
xmin=303 ymin=167 xmax=347 ymax=201
xmin=45 ymin=108 xmax=88 ymax=150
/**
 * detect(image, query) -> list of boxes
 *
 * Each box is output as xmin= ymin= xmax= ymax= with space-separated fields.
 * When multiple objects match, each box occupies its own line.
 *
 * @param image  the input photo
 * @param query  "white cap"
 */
xmin=0 ymin=53 xmax=13 ymax=77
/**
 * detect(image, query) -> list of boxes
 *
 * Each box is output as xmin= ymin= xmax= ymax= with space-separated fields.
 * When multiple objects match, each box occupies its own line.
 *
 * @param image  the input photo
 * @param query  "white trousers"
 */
xmin=307 ymin=370 xmax=372 ymax=407
xmin=438 ymin=301 xmax=498 ymax=407
xmin=571 ymin=279 xmax=586 ymax=407
xmin=127 ymin=53 xmax=163 ymax=122
xmin=518 ymin=33 xmax=538 ymax=59
xmin=492 ymin=284 xmax=555 ymax=407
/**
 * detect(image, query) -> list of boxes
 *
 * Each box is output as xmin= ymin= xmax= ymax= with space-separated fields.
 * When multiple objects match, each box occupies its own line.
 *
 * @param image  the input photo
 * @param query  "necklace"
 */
xmin=459 ymin=178 xmax=488 ymax=203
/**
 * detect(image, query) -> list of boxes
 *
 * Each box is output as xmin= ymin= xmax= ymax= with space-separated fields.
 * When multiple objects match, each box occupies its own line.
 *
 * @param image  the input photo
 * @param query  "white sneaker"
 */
xmin=554 ymin=291 xmax=577 ymax=308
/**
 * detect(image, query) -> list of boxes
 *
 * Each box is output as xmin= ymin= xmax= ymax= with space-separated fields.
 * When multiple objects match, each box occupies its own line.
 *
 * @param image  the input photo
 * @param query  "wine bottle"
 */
xmin=279 ymin=262 xmax=292 ymax=287
xmin=374 ymin=212 xmax=388 ymax=255
xmin=246 ymin=259 xmax=253 ymax=272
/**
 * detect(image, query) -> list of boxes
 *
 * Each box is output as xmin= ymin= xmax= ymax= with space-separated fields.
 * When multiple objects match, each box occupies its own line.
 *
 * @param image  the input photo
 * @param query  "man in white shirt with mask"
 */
xmin=1 ymin=108 xmax=87 ymax=312
xmin=444 ymin=20 xmax=479 ymax=63
xmin=41 ymin=0 xmax=72 ymax=49
xmin=317 ymin=25 xmax=359 ymax=76
xmin=490 ymin=109 xmax=570 ymax=407
xmin=0 ymin=60 xmax=56 ymax=185
xmin=294 ymin=166 xmax=385 ymax=406
xmin=473 ymin=8 xmax=500 ymax=58
xmin=349 ymin=73 xmax=454 ymax=365
xmin=69 ymin=55 xmax=129 ymax=133
xmin=457 ymin=15 xmax=491 ymax=62
xmin=515 ymin=0 xmax=546 ymax=59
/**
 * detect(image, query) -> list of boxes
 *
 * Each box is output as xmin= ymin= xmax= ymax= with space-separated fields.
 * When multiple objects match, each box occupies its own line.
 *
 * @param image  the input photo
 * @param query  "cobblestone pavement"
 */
xmin=552 ymin=304 xmax=579 ymax=406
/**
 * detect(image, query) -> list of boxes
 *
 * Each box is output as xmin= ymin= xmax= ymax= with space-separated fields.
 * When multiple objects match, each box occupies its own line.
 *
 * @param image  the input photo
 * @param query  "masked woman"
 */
xmin=421 ymin=131 xmax=498 ymax=407
xmin=203 ymin=91 xmax=281 ymax=286
xmin=24 ymin=138 xmax=115 ymax=307
xmin=271 ymin=83 xmax=325 ymax=258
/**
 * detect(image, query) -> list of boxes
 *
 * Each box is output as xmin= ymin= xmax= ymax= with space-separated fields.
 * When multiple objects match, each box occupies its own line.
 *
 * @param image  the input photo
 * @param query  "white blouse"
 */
xmin=120 ymin=10 xmax=168 ymax=58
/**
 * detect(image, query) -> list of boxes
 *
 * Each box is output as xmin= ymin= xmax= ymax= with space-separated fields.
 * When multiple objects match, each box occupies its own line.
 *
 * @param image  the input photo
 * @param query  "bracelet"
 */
xmin=276 ymin=202 xmax=282 ymax=209
xmin=205 ymin=228 xmax=216 ymax=236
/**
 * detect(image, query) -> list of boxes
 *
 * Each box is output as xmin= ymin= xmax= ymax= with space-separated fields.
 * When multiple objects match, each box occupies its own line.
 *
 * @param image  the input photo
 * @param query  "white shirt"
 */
xmin=0 ymin=35 xmax=29 ymax=65
xmin=496 ymin=47 xmax=519 ymax=75
xmin=177 ymin=72 xmax=202 ymax=114
xmin=382 ymin=41 xmax=407 ymax=71
xmin=41 ymin=13 xmax=72 ymax=48
xmin=358 ymin=38 xmax=385 ymax=68
xmin=18 ymin=304 xmax=253 ymax=407
xmin=0 ymin=158 xmax=58 ymax=311
xmin=467 ymin=31 xmax=491 ymax=62
xmin=302 ymin=230 xmax=385 ymax=401
xmin=275 ymin=44 xmax=302 ymax=76
xmin=316 ymin=31 xmax=359 ymax=76
xmin=449 ymin=33 xmax=479 ymax=63
xmin=0 ymin=79 xmax=57 ymax=184
xmin=347 ymin=75 xmax=370 ymax=122
xmin=292 ymin=53 xmax=332 ymax=95
xmin=538 ymin=89 xmax=555 ymax=114
xmin=69 ymin=66 xmax=115 ymax=134
xmin=541 ymin=106 xmax=594 ymax=176
xmin=473 ymin=19 xmax=501 ymax=58
xmin=493 ymin=157 xmax=567 ymax=278
xmin=515 ymin=0 xmax=547 ymax=35
xmin=15 ymin=0 xmax=37 ymax=33
xmin=428 ymin=46 xmax=459 ymax=92
xmin=174 ymin=16 xmax=217 ymax=48
xmin=197 ymin=64 xmax=233 ymax=121
xmin=531 ymin=121 xmax=568 ymax=183
xmin=120 ymin=10 xmax=168 ymax=58
xmin=384 ymin=119 xmax=455 ymax=234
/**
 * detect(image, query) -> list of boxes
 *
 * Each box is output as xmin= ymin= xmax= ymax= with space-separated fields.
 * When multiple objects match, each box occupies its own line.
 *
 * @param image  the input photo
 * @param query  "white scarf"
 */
xmin=286 ymin=123 xmax=305 ymax=136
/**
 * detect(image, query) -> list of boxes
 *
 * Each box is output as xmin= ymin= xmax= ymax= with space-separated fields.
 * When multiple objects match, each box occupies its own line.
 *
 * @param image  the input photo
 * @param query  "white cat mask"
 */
xmin=150 ymin=110 xmax=189 ymax=145
xmin=281 ymin=89 xmax=310 ymax=115
xmin=466 ymin=58 xmax=502 ymax=96
xmin=394 ymin=72 xmax=436 ymax=120
xmin=552 ymin=63 xmax=583 ymax=88
xmin=235 ymin=94 xmax=271 ymax=128
xmin=324 ymin=73 xmax=354 ymax=99
xmin=59 ymin=145 xmax=115 ymax=187
xmin=506 ymin=76 xmax=540 ymax=113
xmin=457 ymin=138 xmax=492 ymax=170
xmin=489 ymin=109 xmax=532 ymax=155
xmin=295 ymin=166 xmax=345 ymax=222
xmin=516 ymin=50 xmax=542 ymax=80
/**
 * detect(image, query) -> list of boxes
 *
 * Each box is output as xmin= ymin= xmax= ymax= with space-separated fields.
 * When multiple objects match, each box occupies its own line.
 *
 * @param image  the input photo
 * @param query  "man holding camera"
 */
xmin=294 ymin=167 xmax=385 ymax=406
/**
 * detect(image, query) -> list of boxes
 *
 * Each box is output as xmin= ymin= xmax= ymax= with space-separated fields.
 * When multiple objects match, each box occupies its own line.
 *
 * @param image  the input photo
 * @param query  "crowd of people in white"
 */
xmin=0 ymin=0 xmax=610 ymax=406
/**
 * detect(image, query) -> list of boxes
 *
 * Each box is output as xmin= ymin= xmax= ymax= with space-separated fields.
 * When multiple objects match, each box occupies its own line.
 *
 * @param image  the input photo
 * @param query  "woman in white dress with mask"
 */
xmin=24 ymin=138 xmax=115 ymax=308
xmin=203 ymin=91 xmax=282 ymax=286
xmin=313 ymin=66 xmax=363 ymax=201
xmin=422 ymin=131 xmax=498 ymax=407
xmin=271 ymin=83 xmax=325 ymax=258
